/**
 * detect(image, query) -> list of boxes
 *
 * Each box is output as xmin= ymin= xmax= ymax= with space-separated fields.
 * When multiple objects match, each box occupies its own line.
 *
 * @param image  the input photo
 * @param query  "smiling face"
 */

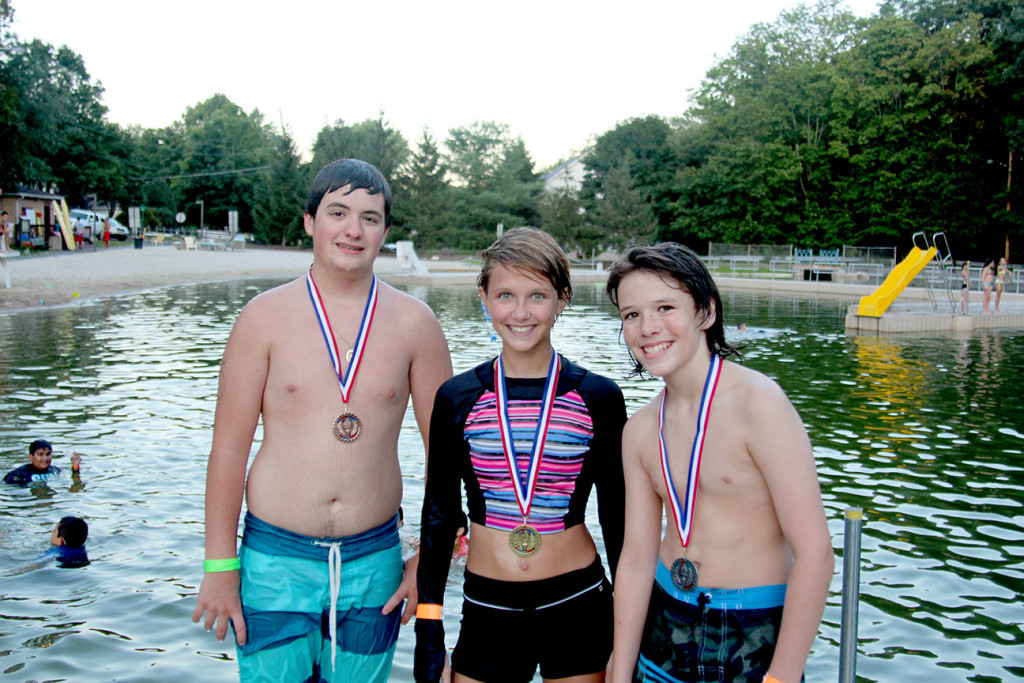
xmin=479 ymin=264 xmax=566 ymax=366
xmin=304 ymin=185 xmax=388 ymax=274
xmin=29 ymin=446 xmax=52 ymax=470
xmin=615 ymin=270 xmax=715 ymax=379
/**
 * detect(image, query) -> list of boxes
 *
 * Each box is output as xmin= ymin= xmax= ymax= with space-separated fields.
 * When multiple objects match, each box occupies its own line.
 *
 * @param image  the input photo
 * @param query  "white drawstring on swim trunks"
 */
xmin=314 ymin=540 xmax=343 ymax=672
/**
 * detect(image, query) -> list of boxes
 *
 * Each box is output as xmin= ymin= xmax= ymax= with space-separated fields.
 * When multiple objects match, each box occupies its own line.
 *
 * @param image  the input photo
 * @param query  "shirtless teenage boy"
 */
xmin=192 ymin=159 xmax=453 ymax=682
xmin=606 ymin=243 xmax=833 ymax=683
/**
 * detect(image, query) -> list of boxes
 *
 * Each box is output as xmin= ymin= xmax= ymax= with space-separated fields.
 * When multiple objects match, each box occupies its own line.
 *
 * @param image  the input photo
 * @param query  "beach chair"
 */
xmin=181 ymin=236 xmax=198 ymax=251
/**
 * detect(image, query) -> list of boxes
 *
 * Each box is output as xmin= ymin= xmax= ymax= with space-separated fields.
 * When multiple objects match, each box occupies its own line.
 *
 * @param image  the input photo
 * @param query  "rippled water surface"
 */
xmin=1 ymin=279 xmax=1022 ymax=682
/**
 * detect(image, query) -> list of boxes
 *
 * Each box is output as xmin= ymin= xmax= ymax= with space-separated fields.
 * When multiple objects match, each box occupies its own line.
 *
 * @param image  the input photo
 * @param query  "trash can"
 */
xmin=134 ymin=236 xmax=144 ymax=249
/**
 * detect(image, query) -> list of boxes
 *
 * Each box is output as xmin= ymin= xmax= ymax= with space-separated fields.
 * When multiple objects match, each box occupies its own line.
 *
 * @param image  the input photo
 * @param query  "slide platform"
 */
xmin=857 ymin=246 xmax=936 ymax=317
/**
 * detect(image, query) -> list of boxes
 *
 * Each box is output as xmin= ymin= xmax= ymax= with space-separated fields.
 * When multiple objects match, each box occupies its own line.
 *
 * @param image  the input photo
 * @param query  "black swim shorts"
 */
xmin=452 ymin=556 xmax=612 ymax=682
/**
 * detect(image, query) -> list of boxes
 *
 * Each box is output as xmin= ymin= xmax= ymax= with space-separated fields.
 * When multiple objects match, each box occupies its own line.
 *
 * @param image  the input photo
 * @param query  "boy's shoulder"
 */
xmin=719 ymin=359 xmax=789 ymax=411
xmin=624 ymin=392 xmax=661 ymax=431
xmin=234 ymin=277 xmax=307 ymax=322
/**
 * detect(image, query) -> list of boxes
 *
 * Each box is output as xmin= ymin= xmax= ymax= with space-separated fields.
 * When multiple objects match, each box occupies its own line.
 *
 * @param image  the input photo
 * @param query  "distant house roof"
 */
xmin=541 ymin=154 xmax=588 ymax=194
xmin=2 ymin=185 xmax=64 ymax=201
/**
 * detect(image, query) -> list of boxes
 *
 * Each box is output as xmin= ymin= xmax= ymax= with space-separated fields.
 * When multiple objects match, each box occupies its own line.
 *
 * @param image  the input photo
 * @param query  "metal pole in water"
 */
xmin=838 ymin=507 xmax=864 ymax=683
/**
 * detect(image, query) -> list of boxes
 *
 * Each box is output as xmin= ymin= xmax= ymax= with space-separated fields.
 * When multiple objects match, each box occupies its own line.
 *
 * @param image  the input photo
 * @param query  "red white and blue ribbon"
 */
xmin=660 ymin=354 xmax=722 ymax=549
xmin=495 ymin=349 xmax=560 ymax=519
xmin=306 ymin=269 xmax=378 ymax=405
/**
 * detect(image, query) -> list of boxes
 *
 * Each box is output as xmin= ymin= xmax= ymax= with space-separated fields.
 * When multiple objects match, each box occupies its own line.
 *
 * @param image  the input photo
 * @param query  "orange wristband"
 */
xmin=763 ymin=675 xmax=786 ymax=683
xmin=415 ymin=603 xmax=443 ymax=620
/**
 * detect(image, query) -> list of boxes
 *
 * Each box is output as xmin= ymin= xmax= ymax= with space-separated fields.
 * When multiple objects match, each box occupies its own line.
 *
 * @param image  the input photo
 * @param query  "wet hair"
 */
xmin=29 ymin=439 xmax=52 ymax=455
xmin=606 ymin=242 xmax=740 ymax=376
xmin=305 ymin=158 xmax=392 ymax=226
xmin=477 ymin=228 xmax=572 ymax=303
xmin=57 ymin=516 xmax=88 ymax=548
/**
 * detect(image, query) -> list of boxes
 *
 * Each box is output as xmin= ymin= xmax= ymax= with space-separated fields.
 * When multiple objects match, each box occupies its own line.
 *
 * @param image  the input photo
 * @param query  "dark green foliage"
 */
xmin=661 ymin=0 xmax=1021 ymax=257
xmin=393 ymin=129 xmax=453 ymax=247
xmin=582 ymin=115 xmax=681 ymax=237
xmin=3 ymin=0 xmax=1020 ymax=258
xmin=251 ymin=125 xmax=306 ymax=246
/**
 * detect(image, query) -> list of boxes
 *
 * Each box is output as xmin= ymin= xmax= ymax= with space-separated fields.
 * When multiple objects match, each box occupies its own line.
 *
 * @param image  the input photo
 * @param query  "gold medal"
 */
xmin=508 ymin=525 xmax=541 ymax=557
xmin=333 ymin=412 xmax=362 ymax=443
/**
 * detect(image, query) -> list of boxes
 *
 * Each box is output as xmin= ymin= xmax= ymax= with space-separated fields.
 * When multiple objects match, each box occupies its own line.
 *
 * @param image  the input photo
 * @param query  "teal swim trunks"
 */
xmin=237 ymin=512 xmax=404 ymax=683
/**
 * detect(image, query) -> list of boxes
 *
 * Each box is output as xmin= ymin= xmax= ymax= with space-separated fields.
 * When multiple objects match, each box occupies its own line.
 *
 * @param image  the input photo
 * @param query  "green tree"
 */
xmin=309 ymin=113 xmax=409 ymax=185
xmin=445 ymin=120 xmax=510 ymax=190
xmin=251 ymin=124 xmax=306 ymax=246
xmin=126 ymin=125 xmax=186 ymax=227
xmin=829 ymin=11 xmax=998 ymax=248
xmin=582 ymin=115 xmax=681 ymax=241
xmin=442 ymin=122 xmax=543 ymax=250
xmin=176 ymin=94 xmax=272 ymax=232
xmin=666 ymin=0 xmax=864 ymax=248
xmin=0 ymin=39 xmax=128 ymax=205
xmin=395 ymin=128 xmax=452 ymax=247
xmin=590 ymin=153 xmax=658 ymax=248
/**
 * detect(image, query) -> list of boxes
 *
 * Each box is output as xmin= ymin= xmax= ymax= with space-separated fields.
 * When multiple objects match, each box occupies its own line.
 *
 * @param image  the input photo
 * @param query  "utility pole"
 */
xmin=1006 ymin=150 xmax=1012 ymax=264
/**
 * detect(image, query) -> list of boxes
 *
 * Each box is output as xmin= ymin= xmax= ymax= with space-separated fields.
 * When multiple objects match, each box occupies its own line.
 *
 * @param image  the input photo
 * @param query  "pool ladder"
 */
xmin=918 ymin=231 xmax=957 ymax=312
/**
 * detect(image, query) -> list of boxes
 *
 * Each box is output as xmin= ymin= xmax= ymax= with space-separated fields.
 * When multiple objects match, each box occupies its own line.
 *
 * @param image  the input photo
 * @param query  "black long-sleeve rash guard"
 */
xmin=416 ymin=355 xmax=626 ymax=610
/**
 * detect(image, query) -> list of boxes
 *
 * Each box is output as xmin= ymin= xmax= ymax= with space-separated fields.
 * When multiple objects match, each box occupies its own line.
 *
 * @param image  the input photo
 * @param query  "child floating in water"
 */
xmin=47 ymin=516 xmax=90 ymax=568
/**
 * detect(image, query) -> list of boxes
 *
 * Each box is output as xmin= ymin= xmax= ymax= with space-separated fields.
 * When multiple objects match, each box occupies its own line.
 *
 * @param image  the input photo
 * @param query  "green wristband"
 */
xmin=203 ymin=558 xmax=240 ymax=572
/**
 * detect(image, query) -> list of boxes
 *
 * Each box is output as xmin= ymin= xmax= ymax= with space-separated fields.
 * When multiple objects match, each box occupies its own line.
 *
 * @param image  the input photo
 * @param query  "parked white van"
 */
xmin=67 ymin=209 xmax=130 ymax=241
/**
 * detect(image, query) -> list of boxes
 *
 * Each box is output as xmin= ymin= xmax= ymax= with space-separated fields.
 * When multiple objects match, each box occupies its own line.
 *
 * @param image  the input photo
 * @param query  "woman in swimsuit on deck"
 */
xmin=995 ymin=257 xmax=1012 ymax=313
xmin=982 ymin=259 xmax=995 ymax=313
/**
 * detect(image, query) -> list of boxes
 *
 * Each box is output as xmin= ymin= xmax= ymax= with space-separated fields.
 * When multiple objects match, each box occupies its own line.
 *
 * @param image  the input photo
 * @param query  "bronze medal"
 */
xmin=508 ymin=525 xmax=541 ymax=557
xmin=333 ymin=412 xmax=362 ymax=443
xmin=671 ymin=556 xmax=699 ymax=591
xmin=307 ymin=270 xmax=378 ymax=446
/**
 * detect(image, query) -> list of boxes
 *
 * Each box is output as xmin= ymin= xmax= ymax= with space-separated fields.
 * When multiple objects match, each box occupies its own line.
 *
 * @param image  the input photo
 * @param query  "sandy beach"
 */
xmin=0 ymin=244 xmax=426 ymax=314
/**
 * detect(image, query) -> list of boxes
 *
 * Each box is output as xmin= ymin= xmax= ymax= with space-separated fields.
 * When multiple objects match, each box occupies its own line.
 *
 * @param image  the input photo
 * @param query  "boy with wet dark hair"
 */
xmin=52 ymin=516 xmax=89 ymax=548
xmin=4 ymin=440 xmax=81 ymax=486
xmin=193 ymin=159 xmax=452 ymax=682
xmin=606 ymin=243 xmax=833 ymax=683
xmin=47 ymin=516 xmax=90 ymax=568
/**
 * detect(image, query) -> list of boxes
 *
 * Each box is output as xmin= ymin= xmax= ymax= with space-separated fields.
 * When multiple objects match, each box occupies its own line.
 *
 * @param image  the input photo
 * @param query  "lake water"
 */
xmin=0 ymin=278 xmax=1021 ymax=682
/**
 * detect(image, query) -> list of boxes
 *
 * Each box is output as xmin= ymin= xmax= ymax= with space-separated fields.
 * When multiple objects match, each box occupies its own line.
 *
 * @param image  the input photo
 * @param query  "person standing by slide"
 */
xmin=981 ymin=259 xmax=995 ymax=313
xmin=960 ymin=261 xmax=970 ymax=315
xmin=994 ymin=257 xmax=1012 ymax=313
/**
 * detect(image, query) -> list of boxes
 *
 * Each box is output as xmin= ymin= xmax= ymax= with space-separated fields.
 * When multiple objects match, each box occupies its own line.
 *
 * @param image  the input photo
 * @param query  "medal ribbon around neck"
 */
xmin=495 ymin=349 xmax=561 ymax=520
xmin=660 ymin=354 xmax=722 ymax=550
xmin=306 ymin=269 xmax=378 ymax=406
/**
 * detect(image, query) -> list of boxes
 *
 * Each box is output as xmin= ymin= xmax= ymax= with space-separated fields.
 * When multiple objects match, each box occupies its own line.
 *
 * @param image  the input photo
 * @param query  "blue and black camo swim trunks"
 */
xmin=634 ymin=561 xmax=789 ymax=683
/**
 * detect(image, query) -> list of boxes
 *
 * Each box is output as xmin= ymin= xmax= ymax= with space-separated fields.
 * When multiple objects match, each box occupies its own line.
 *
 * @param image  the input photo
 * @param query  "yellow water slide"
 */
xmin=857 ymin=246 xmax=936 ymax=317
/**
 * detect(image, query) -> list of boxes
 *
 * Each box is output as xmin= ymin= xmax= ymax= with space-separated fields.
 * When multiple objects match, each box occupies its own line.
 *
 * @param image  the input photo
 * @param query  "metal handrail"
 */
xmin=912 ymin=231 xmax=929 ymax=252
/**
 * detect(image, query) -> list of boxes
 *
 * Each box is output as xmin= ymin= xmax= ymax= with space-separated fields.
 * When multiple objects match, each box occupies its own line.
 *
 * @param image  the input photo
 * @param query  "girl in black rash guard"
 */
xmin=414 ymin=228 xmax=626 ymax=683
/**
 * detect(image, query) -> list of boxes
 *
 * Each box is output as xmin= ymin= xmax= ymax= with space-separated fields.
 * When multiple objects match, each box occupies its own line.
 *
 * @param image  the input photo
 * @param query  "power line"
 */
xmin=129 ymin=166 xmax=269 ymax=181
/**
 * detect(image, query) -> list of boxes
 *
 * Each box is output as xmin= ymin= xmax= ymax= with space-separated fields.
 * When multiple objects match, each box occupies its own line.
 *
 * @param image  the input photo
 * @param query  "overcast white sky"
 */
xmin=13 ymin=0 xmax=880 ymax=170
